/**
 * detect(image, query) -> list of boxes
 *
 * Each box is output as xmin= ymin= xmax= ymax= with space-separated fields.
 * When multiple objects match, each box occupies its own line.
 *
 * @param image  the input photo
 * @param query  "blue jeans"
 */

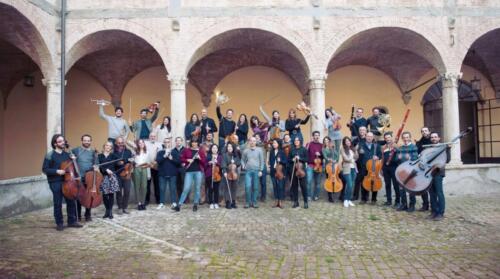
xmin=306 ymin=166 xmax=322 ymax=199
xmin=271 ymin=177 xmax=285 ymax=200
xmin=342 ymin=169 xmax=356 ymax=201
xmin=159 ymin=176 xmax=177 ymax=204
xmin=245 ymin=170 xmax=260 ymax=206
xmin=178 ymin=171 xmax=203 ymax=205
xmin=429 ymin=175 xmax=445 ymax=215
xmin=260 ymin=167 xmax=267 ymax=200
xmin=49 ymin=181 xmax=77 ymax=225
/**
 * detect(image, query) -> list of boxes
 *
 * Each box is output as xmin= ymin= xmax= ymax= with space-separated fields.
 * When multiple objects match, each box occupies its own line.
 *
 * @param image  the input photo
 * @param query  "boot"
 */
xmin=304 ymin=202 xmax=309 ymax=209
xmin=292 ymin=201 xmax=299 ymax=208
xmin=407 ymin=205 xmax=415 ymax=213
xmin=225 ymin=201 xmax=231 ymax=209
xmin=328 ymin=193 xmax=334 ymax=203
xmin=193 ymin=204 xmax=198 ymax=212
xmin=109 ymin=211 xmax=114 ymax=219
xmin=231 ymin=200 xmax=237 ymax=209
xmin=103 ymin=209 xmax=110 ymax=219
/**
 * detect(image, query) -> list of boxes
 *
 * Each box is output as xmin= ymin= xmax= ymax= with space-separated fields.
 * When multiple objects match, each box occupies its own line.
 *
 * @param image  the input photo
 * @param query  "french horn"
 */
xmin=215 ymin=91 xmax=230 ymax=105
xmin=376 ymin=107 xmax=391 ymax=134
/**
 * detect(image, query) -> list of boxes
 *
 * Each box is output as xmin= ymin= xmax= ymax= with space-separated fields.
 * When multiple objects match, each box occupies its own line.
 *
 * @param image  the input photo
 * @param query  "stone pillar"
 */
xmin=309 ymin=74 xmax=327 ymax=138
xmin=43 ymin=78 xmax=62 ymax=151
xmin=441 ymin=72 xmax=462 ymax=165
xmin=168 ymin=75 xmax=187 ymax=140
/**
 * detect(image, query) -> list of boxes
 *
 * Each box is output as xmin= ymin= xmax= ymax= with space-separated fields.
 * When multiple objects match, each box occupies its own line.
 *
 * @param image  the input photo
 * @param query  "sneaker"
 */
xmin=157 ymin=203 xmax=164 ymax=210
xmin=304 ymin=202 xmax=309 ymax=209
xmin=396 ymin=205 xmax=408 ymax=211
xmin=244 ymin=204 xmax=250 ymax=209
xmin=433 ymin=214 xmax=444 ymax=221
xmin=122 ymin=209 xmax=130 ymax=214
xmin=210 ymin=204 xmax=214 ymax=209
xmin=253 ymin=204 xmax=259 ymax=209
xmin=307 ymin=197 xmax=312 ymax=202
xmin=383 ymin=201 xmax=392 ymax=206
xmin=214 ymin=204 xmax=219 ymax=209
xmin=426 ymin=213 xmax=437 ymax=220
xmin=292 ymin=202 xmax=299 ymax=208
xmin=344 ymin=200 xmax=349 ymax=208
xmin=348 ymin=201 xmax=355 ymax=207
xmin=313 ymin=197 xmax=319 ymax=201
xmin=418 ymin=206 xmax=429 ymax=212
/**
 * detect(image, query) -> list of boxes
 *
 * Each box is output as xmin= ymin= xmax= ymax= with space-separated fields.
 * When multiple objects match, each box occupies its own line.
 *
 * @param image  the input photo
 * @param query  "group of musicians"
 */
xmin=42 ymin=100 xmax=449 ymax=231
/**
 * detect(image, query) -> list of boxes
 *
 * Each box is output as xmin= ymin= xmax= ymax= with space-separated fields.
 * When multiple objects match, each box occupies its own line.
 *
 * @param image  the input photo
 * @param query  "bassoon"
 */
xmin=385 ymin=108 xmax=411 ymax=165
xmin=346 ymin=104 xmax=355 ymax=127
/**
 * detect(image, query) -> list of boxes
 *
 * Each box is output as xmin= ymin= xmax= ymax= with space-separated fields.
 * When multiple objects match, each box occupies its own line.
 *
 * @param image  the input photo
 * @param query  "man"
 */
xmin=349 ymin=107 xmax=368 ymax=141
xmin=416 ymin=127 xmax=432 ymax=211
xmin=255 ymin=134 xmax=268 ymax=202
xmin=427 ymin=132 xmax=450 ymax=221
xmin=114 ymin=136 xmax=133 ymax=214
xmin=381 ymin=132 xmax=400 ymax=208
xmin=367 ymin=107 xmax=383 ymax=140
xmin=72 ymin=134 xmax=98 ymax=221
xmin=306 ymin=131 xmax=323 ymax=201
xmin=241 ymin=137 xmax=264 ymax=208
xmin=216 ymin=104 xmax=236 ymax=151
xmin=171 ymin=137 xmax=186 ymax=205
xmin=130 ymin=105 xmax=159 ymax=140
xmin=42 ymin=134 xmax=83 ymax=231
xmin=396 ymin=132 xmax=419 ymax=212
xmin=352 ymin=126 xmax=367 ymax=201
xmin=201 ymin=108 xmax=217 ymax=142
xmin=98 ymin=104 xmax=129 ymax=144
xmin=203 ymin=132 xmax=215 ymax=147
xmin=359 ymin=132 xmax=382 ymax=204
xmin=145 ymin=132 xmax=162 ymax=205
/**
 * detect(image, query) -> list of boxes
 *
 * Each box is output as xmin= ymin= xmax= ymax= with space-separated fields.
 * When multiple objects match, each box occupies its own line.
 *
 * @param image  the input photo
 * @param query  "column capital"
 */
xmin=167 ymin=75 xmax=188 ymax=90
xmin=440 ymin=72 xmax=462 ymax=89
xmin=309 ymin=73 xmax=328 ymax=90
xmin=42 ymin=78 xmax=62 ymax=87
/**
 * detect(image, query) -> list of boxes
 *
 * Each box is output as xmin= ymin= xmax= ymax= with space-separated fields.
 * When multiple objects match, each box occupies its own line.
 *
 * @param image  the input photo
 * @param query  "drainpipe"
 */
xmin=60 ymin=0 xmax=66 ymax=135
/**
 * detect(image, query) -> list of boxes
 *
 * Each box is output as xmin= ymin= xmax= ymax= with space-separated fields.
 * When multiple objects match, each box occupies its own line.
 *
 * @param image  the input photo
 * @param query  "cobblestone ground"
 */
xmin=1 ymin=193 xmax=500 ymax=279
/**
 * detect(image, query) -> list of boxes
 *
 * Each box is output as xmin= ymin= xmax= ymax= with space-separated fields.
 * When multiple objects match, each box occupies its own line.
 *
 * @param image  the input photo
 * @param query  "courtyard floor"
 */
xmin=1 ymin=193 xmax=500 ymax=278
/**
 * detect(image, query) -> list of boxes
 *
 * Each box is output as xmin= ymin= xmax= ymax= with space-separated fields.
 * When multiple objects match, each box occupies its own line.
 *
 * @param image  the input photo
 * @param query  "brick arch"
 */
xmin=320 ymin=18 xmax=448 ymax=75
xmin=179 ymin=18 xmax=313 ymax=77
xmin=65 ymin=20 xmax=171 ymax=73
xmin=0 ymin=0 xmax=55 ymax=78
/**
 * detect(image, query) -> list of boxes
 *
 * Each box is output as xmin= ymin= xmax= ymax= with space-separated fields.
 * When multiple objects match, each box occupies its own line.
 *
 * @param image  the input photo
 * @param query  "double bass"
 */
xmin=396 ymin=127 xmax=472 ymax=193
xmin=324 ymin=160 xmax=343 ymax=193
xmin=79 ymin=150 xmax=103 ymax=208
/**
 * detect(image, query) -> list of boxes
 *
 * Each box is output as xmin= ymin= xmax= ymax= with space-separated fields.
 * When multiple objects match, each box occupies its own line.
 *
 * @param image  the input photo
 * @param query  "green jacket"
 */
xmin=130 ymin=110 xmax=159 ymax=139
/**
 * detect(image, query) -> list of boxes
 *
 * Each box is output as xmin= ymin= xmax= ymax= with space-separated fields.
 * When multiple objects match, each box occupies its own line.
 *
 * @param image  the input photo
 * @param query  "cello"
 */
xmin=396 ymin=128 xmax=472 ymax=193
xmin=60 ymin=147 xmax=85 ymax=200
xmin=362 ymin=154 xmax=383 ymax=192
xmin=324 ymin=160 xmax=343 ymax=193
xmin=79 ymin=150 xmax=103 ymax=208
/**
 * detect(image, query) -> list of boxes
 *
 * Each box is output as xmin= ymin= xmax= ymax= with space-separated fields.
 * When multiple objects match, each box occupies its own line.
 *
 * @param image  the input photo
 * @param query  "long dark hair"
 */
xmin=250 ymin=115 xmax=262 ymax=128
xmin=190 ymin=113 xmax=200 ymax=125
xmin=342 ymin=136 xmax=355 ymax=153
xmin=135 ymin=139 xmax=147 ymax=154
xmin=238 ymin=113 xmax=248 ymax=125
xmin=160 ymin=116 xmax=171 ymax=131
xmin=272 ymin=110 xmax=280 ymax=124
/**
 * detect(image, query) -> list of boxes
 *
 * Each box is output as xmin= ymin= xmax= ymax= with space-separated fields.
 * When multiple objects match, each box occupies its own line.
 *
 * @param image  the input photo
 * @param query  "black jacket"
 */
xmin=42 ymin=150 xmax=71 ymax=183
xmin=156 ymin=149 xmax=179 ymax=177
xmin=216 ymin=106 xmax=236 ymax=138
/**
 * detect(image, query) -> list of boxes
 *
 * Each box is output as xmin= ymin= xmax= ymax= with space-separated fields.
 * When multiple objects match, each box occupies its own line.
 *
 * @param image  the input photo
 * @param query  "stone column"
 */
xmin=441 ymin=72 xmax=462 ymax=165
xmin=43 ymin=78 xmax=62 ymax=151
xmin=309 ymin=74 xmax=327 ymax=138
xmin=168 ymin=75 xmax=187 ymax=140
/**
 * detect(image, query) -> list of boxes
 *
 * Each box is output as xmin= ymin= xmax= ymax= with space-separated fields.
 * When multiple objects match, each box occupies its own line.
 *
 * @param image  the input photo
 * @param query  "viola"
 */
xmin=313 ymin=155 xmax=322 ymax=173
xmin=324 ymin=161 xmax=343 ymax=193
xmin=396 ymin=128 xmax=472 ymax=193
xmin=61 ymin=150 xmax=85 ymax=200
xmin=227 ymin=156 xmax=239 ymax=181
xmin=79 ymin=150 xmax=103 ymax=208
xmin=362 ymin=158 xmax=383 ymax=192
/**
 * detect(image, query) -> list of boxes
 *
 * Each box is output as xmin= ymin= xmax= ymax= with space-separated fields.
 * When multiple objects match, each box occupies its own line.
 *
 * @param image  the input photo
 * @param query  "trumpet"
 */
xmin=215 ymin=91 xmax=230 ymax=105
xmin=91 ymin=98 xmax=111 ymax=106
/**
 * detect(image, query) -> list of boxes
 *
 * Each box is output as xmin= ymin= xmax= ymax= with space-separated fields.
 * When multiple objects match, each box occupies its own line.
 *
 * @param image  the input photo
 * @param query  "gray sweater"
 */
xmin=242 ymin=147 xmax=264 ymax=171
xmin=99 ymin=105 xmax=130 ymax=139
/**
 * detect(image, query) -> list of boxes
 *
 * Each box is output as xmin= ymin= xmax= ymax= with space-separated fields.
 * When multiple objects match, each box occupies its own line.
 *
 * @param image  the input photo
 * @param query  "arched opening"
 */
xmin=422 ymin=80 xmax=483 ymax=164
xmin=185 ymin=28 xmax=311 ymax=138
xmin=65 ymin=30 xmax=167 ymax=146
xmin=461 ymin=28 xmax=500 ymax=163
xmin=325 ymin=27 xmax=446 ymax=140
xmin=0 ymin=3 xmax=51 ymax=179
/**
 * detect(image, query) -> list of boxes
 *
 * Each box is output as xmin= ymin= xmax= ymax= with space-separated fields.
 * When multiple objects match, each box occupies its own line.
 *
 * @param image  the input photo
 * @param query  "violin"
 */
xmin=313 ymin=155 xmax=322 ymax=173
xmin=294 ymin=159 xmax=306 ymax=178
xmin=147 ymin=101 xmax=160 ymax=112
xmin=362 ymin=158 xmax=383 ymax=192
xmin=79 ymin=150 xmax=103 ymax=208
xmin=192 ymin=125 xmax=202 ymax=138
xmin=324 ymin=160 xmax=343 ymax=193
xmin=396 ymin=128 xmax=472 ymax=193
xmin=212 ymin=156 xmax=222 ymax=183
xmin=61 ymin=148 xmax=85 ymax=200
xmin=275 ymin=163 xmax=285 ymax=180
xmin=271 ymin=125 xmax=281 ymax=140
xmin=227 ymin=156 xmax=239 ymax=181
xmin=119 ymin=160 xmax=133 ymax=180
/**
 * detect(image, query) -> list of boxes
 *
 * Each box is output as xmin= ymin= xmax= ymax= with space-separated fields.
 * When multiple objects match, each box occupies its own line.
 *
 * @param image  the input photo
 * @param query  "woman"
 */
xmin=98 ymin=141 xmax=120 ymax=219
xmin=221 ymin=143 xmax=241 ymax=209
xmin=156 ymin=137 xmax=178 ymax=209
xmin=155 ymin=116 xmax=172 ymax=143
xmin=236 ymin=114 xmax=249 ymax=145
xmin=322 ymin=136 xmax=339 ymax=203
xmin=250 ymin=115 xmax=270 ymax=143
xmin=184 ymin=113 xmax=202 ymax=144
xmin=341 ymin=136 xmax=358 ymax=208
xmin=288 ymin=137 xmax=309 ymax=209
xmin=205 ymin=144 xmax=222 ymax=209
xmin=174 ymin=139 xmax=206 ymax=212
xmin=285 ymin=109 xmax=310 ymax=143
xmin=133 ymin=139 xmax=150 ymax=210
xmin=325 ymin=109 xmax=343 ymax=155
xmin=259 ymin=106 xmax=285 ymax=140
xmin=269 ymin=139 xmax=287 ymax=208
